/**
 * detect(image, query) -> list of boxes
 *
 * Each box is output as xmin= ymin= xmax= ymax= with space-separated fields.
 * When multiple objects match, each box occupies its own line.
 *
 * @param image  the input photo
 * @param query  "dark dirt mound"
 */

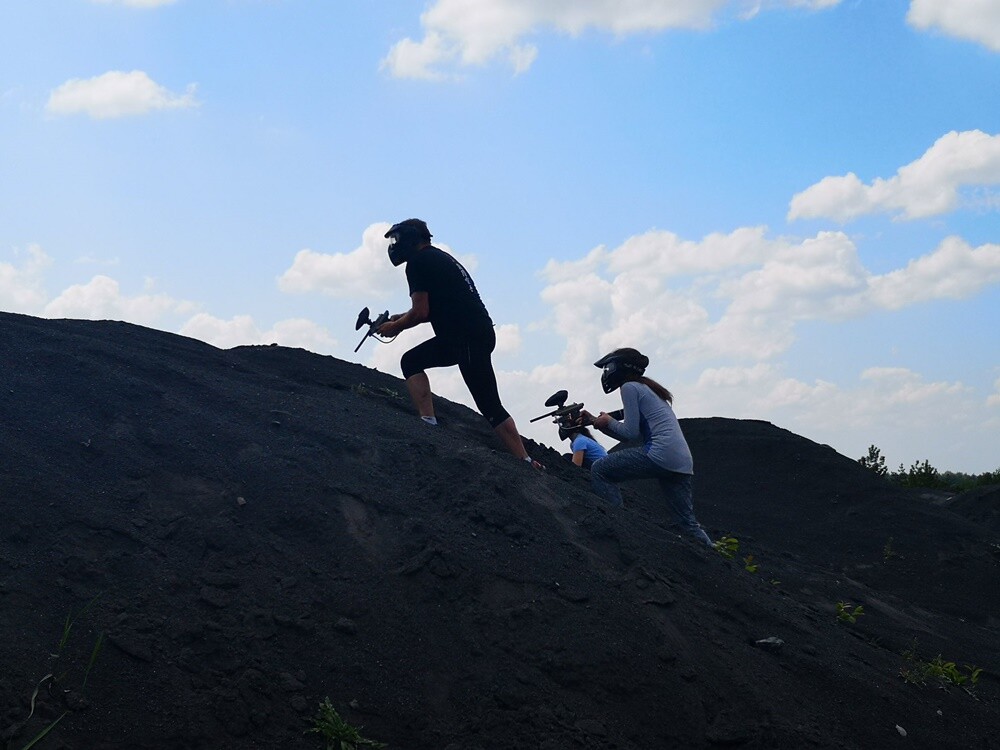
xmin=942 ymin=486 xmax=1000 ymax=533
xmin=1 ymin=311 xmax=998 ymax=750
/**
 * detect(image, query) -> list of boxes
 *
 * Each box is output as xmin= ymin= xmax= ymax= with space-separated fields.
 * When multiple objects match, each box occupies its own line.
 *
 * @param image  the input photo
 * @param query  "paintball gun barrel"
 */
xmin=530 ymin=389 xmax=624 ymax=426
xmin=354 ymin=306 xmax=391 ymax=353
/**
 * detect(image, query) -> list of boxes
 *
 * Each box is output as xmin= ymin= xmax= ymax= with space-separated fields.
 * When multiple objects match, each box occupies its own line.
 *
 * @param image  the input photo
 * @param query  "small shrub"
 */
xmin=893 ymin=459 xmax=944 ymax=488
xmin=713 ymin=536 xmax=739 ymax=560
xmin=352 ymin=384 xmax=401 ymax=400
xmin=858 ymin=445 xmax=888 ymax=477
xmin=307 ymin=697 xmax=386 ymax=750
xmin=742 ymin=554 xmax=759 ymax=574
xmin=901 ymin=653 xmax=982 ymax=688
xmin=836 ymin=601 xmax=864 ymax=624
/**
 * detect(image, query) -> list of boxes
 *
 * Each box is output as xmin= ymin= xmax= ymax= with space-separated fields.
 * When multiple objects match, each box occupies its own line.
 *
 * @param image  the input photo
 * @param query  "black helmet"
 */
xmin=385 ymin=218 xmax=431 ymax=267
xmin=594 ymin=348 xmax=648 ymax=394
xmin=557 ymin=416 xmax=579 ymax=442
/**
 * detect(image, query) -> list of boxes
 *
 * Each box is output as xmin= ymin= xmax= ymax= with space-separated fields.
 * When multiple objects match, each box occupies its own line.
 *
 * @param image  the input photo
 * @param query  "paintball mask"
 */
xmin=385 ymin=218 xmax=431 ymax=267
xmin=594 ymin=348 xmax=648 ymax=394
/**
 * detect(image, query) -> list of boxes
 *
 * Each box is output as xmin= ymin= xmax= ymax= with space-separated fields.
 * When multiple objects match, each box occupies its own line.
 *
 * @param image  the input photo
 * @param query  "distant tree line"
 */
xmin=858 ymin=445 xmax=1000 ymax=491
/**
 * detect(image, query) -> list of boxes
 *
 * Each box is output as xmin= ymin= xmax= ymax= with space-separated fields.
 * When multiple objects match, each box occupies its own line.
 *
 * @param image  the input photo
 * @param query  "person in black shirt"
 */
xmin=377 ymin=218 xmax=540 ymax=467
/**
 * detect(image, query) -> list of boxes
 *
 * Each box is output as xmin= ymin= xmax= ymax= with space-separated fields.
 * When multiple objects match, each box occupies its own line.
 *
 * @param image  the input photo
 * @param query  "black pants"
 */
xmin=400 ymin=328 xmax=511 ymax=428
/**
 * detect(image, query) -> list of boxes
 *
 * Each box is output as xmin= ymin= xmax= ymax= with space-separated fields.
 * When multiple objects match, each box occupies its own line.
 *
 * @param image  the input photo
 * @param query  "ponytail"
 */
xmin=639 ymin=376 xmax=673 ymax=404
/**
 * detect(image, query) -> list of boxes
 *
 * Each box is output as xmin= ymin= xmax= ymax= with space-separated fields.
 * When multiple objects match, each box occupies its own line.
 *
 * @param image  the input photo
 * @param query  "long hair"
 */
xmin=632 ymin=374 xmax=673 ymax=404
xmin=562 ymin=424 xmax=596 ymax=441
xmin=606 ymin=347 xmax=674 ymax=403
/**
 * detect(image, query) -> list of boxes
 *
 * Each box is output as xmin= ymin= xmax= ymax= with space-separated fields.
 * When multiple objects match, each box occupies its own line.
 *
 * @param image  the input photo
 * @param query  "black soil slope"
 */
xmin=1 ymin=312 xmax=998 ymax=750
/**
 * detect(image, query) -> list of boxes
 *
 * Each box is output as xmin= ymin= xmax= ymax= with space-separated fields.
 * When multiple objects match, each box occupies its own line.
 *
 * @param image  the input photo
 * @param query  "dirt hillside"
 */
xmin=1 ymin=311 xmax=997 ymax=749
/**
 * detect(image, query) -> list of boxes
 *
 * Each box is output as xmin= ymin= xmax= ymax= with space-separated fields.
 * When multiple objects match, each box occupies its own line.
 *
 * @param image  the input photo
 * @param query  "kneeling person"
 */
xmin=580 ymin=348 xmax=712 ymax=547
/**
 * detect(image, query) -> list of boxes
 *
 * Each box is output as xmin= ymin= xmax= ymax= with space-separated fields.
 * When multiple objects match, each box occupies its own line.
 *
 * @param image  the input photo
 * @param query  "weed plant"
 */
xmin=900 ymin=641 xmax=982 ymax=690
xmin=7 ymin=594 xmax=104 ymax=750
xmin=836 ymin=601 xmax=865 ymax=624
xmin=713 ymin=536 xmax=739 ymax=560
xmin=307 ymin=697 xmax=386 ymax=750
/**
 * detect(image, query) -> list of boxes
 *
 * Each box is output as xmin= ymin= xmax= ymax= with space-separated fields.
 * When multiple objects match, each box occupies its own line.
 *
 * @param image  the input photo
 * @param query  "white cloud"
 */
xmin=2 ymin=248 xmax=339 ymax=356
xmin=869 ymin=236 xmax=1000 ymax=309
xmin=382 ymin=0 xmax=841 ymax=78
xmin=503 ymin=349 xmax=990 ymax=473
xmin=0 ymin=244 xmax=52 ymax=312
xmin=907 ymin=0 xmax=1000 ymax=53
xmin=789 ymin=130 xmax=1000 ymax=222
xmin=278 ymin=223 xmax=399 ymax=299
xmin=538 ymin=228 xmax=1000 ymax=372
xmin=495 ymin=323 xmax=523 ymax=355
xmin=179 ymin=314 xmax=337 ymax=353
xmin=988 ymin=377 xmax=1000 ymax=408
xmin=43 ymin=275 xmax=197 ymax=325
xmin=46 ymin=70 xmax=198 ymax=119
xmin=699 ymin=365 xmax=976 ymax=459
xmin=859 ymin=366 xmax=969 ymax=404
xmin=278 ymin=222 xmax=476 ymax=302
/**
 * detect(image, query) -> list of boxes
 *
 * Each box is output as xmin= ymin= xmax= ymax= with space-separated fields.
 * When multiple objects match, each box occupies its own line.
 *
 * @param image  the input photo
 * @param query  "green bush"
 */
xmin=858 ymin=445 xmax=888 ymax=477
xmin=893 ymin=459 xmax=944 ymax=489
xmin=307 ymin=697 xmax=386 ymax=750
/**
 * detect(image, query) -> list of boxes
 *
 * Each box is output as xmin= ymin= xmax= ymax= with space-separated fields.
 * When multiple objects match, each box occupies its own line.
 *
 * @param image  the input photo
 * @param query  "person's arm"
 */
xmin=378 ymin=292 xmax=429 ymax=336
xmin=572 ymin=450 xmax=585 ymax=466
xmin=598 ymin=384 xmax=641 ymax=441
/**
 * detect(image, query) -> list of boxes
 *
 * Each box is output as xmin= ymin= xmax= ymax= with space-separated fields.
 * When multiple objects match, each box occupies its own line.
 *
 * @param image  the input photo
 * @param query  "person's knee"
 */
xmin=591 ymin=456 xmax=608 ymax=480
xmin=484 ymin=407 xmax=511 ymax=429
xmin=400 ymin=349 xmax=424 ymax=380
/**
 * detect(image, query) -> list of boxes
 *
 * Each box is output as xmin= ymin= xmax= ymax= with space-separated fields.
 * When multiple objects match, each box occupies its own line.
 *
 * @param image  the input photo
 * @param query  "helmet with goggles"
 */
xmin=594 ymin=348 xmax=649 ymax=394
xmin=384 ymin=218 xmax=432 ymax=267
xmin=557 ymin=416 xmax=581 ymax=442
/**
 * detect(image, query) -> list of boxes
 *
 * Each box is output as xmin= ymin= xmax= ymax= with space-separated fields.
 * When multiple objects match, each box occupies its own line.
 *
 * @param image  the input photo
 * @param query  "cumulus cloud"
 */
xmin=46 ymin=70 xmax=198 ymax=119
xmin=382 ymin=0 xmax=841 ymax=78
xmin=789 ymin=130 xmax=1000 ymax=222
xmin=278 ymin=222 xmax=476 ymax=301
xmin=907 ymin=0 xmax=1000 ymax=53
xmin=179 ymin=314 xmax=337 ymax=353
xmin=43 ymin=275 xmax=197 ymax=325
xmin=859 ymin=366 xmax=969 ymax=404
xmin=517 ymin=223 xmax=999 ymax=470
xmin=495 ymin=323 xmax=523 ymax=355
xmin=278 ymin=224 xmax=399 ymax=299
xmin=689 ymin=364 xmax=976 ymax=462
xmin=0 ymin=244 xmax=52 ymax=312
xmin=538 ymin=228 xmax=1000 ymax=372
xmin=868 ymin=236 xmax=1000 ymax=308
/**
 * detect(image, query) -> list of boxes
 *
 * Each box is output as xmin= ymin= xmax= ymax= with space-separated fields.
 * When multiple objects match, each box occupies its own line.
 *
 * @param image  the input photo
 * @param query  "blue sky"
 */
xmin=2 ymin=0 xmax=998 ymax=473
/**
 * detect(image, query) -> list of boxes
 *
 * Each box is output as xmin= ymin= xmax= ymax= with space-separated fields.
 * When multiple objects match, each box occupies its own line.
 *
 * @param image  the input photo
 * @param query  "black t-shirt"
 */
xmin=405 ymin=245 xmax=493 ymax=340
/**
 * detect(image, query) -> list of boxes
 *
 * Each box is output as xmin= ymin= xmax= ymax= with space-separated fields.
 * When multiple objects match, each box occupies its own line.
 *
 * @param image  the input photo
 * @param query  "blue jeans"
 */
xmin=591 ymin=448 xmax=713 ymax=547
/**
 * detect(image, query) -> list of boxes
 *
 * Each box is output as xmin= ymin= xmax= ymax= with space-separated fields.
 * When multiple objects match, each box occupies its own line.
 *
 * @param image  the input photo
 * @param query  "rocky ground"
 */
xmin=1 ymin=311 xmax=997 ymax=749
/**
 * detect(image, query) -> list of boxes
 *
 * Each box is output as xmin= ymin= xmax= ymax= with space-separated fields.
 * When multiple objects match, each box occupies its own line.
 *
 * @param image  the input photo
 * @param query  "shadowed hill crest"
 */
xmin=1 ymin=312 xmax=997 ymax=750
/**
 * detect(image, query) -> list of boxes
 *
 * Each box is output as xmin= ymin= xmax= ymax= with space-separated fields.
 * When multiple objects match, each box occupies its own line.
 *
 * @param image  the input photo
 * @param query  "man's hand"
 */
xmin=378 ymin=319 xmax=402 ymax=337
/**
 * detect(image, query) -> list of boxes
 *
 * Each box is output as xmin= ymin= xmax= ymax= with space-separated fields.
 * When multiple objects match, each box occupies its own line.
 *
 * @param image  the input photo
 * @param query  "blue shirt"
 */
xmin=571 ymin=434 xmax=608 ymax=467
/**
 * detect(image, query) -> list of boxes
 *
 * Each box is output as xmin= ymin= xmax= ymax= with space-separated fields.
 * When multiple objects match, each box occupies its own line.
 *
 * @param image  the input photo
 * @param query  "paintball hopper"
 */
xmin=530 ymin=390 xmax=585 ymax=424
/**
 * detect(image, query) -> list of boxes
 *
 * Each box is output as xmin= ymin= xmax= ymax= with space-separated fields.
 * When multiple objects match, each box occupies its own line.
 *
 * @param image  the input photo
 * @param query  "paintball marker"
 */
xmin=530 ymin=389 xmax=624 ymax=427
xmin=354 ymin=306 xmax=391 ymax=353
xmin=530 ymin=390 xmax=586 ymax=424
